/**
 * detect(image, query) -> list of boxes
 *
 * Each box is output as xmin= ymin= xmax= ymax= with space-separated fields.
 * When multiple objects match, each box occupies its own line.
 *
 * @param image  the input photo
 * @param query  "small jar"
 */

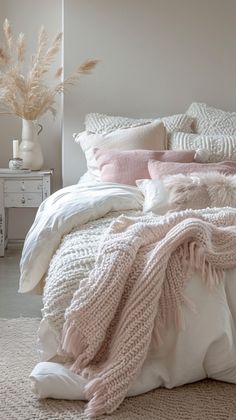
xmin=9 ymin=158 xmax=23 ymax=170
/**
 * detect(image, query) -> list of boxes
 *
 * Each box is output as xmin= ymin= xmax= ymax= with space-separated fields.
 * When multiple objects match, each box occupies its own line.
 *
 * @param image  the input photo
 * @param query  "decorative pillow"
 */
xmin=187 ymin=102 xmax=236 ymax=135
xmin=164 ymin=172 xmax=236 ymax=212
xmin=75 ymin=120 xmax=167 ymax=179
xmin=136 ymin=179 xmax=170 ymax=214
xmin=168 ymin=131 xmax=236 ymax=162
xmin=85 ymin=112 xmax=194 ymax=134
xmin=148 ymin=159 xmax=236 ymax=180
xmin=94 ymin=148 xmax=197 ymax=185
xmin=137 ymin=172 xmax=236 ymax=214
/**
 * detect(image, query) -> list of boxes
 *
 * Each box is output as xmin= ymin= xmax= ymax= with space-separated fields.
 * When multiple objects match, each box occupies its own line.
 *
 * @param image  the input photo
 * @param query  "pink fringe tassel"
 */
xmin=84 ymin=377 xmax=108 ymax=418
xmin=62 ymin=321 xmax=89 ymax=370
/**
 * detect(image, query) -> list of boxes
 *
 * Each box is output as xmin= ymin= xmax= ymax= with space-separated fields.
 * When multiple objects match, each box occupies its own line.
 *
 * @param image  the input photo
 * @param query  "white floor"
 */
xmin=0 ymin=245 xmax=42 ymax=318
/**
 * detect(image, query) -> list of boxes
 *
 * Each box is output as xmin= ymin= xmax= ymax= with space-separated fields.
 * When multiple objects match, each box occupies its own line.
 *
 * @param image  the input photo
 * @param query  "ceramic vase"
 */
xmin=19 ymin=119 xmax=44 ymax=170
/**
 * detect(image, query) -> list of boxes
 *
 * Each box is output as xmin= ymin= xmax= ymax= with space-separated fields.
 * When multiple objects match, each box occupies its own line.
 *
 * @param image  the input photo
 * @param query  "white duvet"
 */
xmin=19 ymin=182 xmax=143 ymax=293
xmin=19 ymin=182 xmax=236 ymax=401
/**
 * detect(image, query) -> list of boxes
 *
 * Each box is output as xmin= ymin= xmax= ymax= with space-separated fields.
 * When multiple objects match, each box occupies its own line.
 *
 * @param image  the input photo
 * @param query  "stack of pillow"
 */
xmin=169 ymin=102 xmax=236 ymax=162
xmin=74 ymin=103 xmax=236 ymax=214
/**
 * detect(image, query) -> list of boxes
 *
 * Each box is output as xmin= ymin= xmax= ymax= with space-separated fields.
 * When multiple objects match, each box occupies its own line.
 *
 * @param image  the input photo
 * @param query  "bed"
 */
xmin=19 ymin=103 xmax=236 ymax=417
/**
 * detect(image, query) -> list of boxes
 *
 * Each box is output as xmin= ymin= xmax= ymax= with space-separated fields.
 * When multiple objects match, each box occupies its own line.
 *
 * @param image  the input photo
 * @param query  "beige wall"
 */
xmin=0 ymin=0 xmax=62 ymax=239
xmin=63 ymin=0 xmax=236 ymax=186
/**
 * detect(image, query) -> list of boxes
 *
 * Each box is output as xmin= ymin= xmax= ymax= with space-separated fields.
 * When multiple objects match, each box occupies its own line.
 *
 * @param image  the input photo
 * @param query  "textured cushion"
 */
xmin=148 ymin=160 xmax=236 ymax=180
xmin=187 ymin=102 xmax=236 ymax=135
xmin=164 ymin=172 xmax=236 ymax=212
xmin=85 ymin=112 xmax=194 ymax=134
xmin=137 ymin=172 xmax=236 ymax=214
xmin=94 ymin=148 xmax=197 ymax=185
xmin=168 ymin=132 xmax=236 ymax=162
xmin=75 ymin=120 xmax=167 ymax=179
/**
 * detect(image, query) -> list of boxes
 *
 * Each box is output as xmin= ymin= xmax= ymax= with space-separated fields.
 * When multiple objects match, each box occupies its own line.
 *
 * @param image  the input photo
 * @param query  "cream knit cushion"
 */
xmin=85 ymin=112 xmax=194 ymax=134
xmin=187 ymin=102 xmax=236 ymax=135
xmin=168 ymin=131 xmax=236 ymax=162
xmin=75 ymin=120 xmax=167 ymax=179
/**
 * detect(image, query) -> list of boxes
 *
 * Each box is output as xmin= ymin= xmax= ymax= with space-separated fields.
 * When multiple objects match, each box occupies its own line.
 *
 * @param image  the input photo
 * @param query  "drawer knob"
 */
xmin=21 ymin=197 xmax=25 ymax=204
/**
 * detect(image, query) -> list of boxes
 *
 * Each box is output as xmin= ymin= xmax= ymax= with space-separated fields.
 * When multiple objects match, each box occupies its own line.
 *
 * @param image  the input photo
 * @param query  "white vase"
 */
xmin=19 ymin=119 xmax=44 ymax=170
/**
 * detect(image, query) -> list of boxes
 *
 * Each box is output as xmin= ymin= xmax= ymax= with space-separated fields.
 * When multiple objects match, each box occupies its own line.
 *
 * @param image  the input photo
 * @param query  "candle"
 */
xmin=13 ymin=139 xmax=19 ymax=159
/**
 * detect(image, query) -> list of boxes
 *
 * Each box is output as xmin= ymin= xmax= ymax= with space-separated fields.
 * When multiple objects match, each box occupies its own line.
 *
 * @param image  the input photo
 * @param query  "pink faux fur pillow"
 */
xmin=137 ymin=172 xmax=236 ymax=214
xmin=164 ymin=171 xmax=236 ymax=212
xmin=148 ymin=160 xmax=236 ymax=180
xmin=94 ymin=148 xmax=196 ymax=185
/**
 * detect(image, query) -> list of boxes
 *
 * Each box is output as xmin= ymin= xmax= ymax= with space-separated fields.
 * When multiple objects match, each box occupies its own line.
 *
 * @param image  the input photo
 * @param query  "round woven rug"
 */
xmin=1 ymin=318 xmax=236 ymax=420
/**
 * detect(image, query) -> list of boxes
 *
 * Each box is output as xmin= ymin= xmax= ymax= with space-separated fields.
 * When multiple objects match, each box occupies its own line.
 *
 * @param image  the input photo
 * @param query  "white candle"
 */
xmin=13 ymin=139 xmax=19 ymax=159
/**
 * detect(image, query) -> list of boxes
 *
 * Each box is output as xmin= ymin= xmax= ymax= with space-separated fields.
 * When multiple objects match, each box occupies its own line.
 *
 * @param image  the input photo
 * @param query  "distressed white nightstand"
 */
xmin=0 ymin=169 xmax=53 ymax=256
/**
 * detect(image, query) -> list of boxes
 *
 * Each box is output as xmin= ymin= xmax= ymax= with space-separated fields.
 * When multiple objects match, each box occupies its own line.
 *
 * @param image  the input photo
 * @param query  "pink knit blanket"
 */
xmin=62 ymin=208 xmax=236 ymax=417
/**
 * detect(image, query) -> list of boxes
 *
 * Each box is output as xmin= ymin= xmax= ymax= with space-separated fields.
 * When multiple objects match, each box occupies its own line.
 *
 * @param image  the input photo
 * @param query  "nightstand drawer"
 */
xmin=4 ymin=192 xmax=43 ymax=208
xmin=4 ymin=179 xmax=43 ymax=193
xmin=0 ymin=169 xmax=52 ymax=256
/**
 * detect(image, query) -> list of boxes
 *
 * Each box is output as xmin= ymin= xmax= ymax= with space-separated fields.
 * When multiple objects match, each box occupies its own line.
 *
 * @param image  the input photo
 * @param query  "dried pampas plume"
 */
xmin=0 ymin=19 xmax=98 ymax=120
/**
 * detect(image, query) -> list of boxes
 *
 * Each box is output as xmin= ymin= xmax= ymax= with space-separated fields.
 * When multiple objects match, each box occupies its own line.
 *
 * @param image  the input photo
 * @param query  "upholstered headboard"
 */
xmin=62 ymin=0 xmax=236 ymax=186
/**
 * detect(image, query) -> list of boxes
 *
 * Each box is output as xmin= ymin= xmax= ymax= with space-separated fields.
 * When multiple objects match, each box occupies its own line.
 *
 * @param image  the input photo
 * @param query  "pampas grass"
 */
xmin=0 ymin=19 xmax=98 ymax=120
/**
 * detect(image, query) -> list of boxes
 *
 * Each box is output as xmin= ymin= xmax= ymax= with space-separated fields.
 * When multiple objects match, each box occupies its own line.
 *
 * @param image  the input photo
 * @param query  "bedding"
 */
xmin=168 ymin=131 xmax=236 ymax=162
xmin=137 ymin=172 xmax=236 ymax=214
xmin=187 ymin=102 xmax=236 ymax=135
xmin=148 ymin=159 xmax=236 ymax=180
xmin=19 ymin=183 xmax=143 ymax=294
xmin=31 ymin=268 xmax=236 ymax=399
xmin=19 ymin=179 xmax=236 ymax=415
xmin=94 ymin=148 xmax=197 ymax=185
xmin=75 ymin=120 xmax=167 ymax=180
xmin=85 ymin=112 xmax=194 ymax=134
xmin=61 ymin=208 xmax=236 ymax=416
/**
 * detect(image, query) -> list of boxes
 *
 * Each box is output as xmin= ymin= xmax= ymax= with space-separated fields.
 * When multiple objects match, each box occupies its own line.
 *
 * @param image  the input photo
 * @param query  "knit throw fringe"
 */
xmin=62 ymin=208 xmax=236 ymax=417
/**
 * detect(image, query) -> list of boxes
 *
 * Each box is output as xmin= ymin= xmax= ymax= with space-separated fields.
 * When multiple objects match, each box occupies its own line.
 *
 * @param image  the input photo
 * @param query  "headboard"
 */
xmin=62 ymin=0 xmax=236 ymax=186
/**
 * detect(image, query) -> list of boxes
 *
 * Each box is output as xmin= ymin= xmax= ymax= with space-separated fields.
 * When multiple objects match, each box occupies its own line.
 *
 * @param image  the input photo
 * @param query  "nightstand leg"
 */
xmin=0 ymin=213 xmax=5 ymax=257
xmin=0 ymin=180 xmax=5 ymax=256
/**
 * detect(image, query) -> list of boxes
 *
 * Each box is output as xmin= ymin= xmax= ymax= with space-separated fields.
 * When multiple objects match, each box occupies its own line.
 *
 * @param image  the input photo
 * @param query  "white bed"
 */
xmin=19 ymin=104 xmax=236 ymax=416
xmin=19 ymin=181 xmax=236 ymax=402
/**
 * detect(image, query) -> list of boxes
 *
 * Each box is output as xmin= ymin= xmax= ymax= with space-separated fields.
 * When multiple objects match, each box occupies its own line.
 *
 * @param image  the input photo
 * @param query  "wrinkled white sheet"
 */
xmin=19 ymin=182 xmax=143 ymax=293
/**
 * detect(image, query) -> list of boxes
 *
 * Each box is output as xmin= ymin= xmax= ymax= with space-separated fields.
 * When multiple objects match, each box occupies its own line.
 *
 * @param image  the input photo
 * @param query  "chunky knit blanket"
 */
xmin=62 ymin=208 xmax=236 ymax=417
xmin=42 ymin=210 xmax=132 ymax=357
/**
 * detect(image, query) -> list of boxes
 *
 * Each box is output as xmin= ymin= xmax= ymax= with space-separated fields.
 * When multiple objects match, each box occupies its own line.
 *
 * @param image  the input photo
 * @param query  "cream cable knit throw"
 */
xmin=62 ymin=208 xmax=236 ymax=417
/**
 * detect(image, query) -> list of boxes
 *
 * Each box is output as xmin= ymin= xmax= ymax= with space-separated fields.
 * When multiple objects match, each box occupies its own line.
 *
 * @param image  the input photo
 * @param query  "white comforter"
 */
xmin=19 ymin=182 xmax=236 ymax=400
xmin=19 ymin=182 xmax=143 ymax=293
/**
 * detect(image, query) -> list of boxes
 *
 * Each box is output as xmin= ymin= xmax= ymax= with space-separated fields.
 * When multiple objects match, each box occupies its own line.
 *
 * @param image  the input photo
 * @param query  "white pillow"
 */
xmin=75 ymin=120 xmax=167 ymax=179
xmin=136 ymin=179 xmax=170 ymax=214
xmin=85 ymin=112 xmax=194 ymax=134
xmin=187 ymin=102 xmax=236 ymax=135
xmin=30 ymin=362 xmax=88 ymax=400
xmin=78 ymin=170 xmax=99 ymax=184
xmin=168 ymin=131 xmax=236 ymax=162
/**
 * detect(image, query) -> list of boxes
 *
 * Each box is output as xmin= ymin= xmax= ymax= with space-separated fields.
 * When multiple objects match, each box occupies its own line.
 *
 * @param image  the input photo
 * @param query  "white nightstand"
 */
xmin=0 ymin=169 xmax=53 ymax=256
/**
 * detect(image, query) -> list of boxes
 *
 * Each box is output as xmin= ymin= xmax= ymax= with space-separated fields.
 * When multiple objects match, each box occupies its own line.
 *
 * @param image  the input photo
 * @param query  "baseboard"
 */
xmin=7 ymin=239 xmax=24 ymax=246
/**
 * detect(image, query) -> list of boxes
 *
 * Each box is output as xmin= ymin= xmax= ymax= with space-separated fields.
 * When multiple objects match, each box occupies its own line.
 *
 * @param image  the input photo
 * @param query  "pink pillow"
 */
xmin=148 ymin=160 xmax=236 ymax=180
xmin=94 ymin=148 xmax=196 ymax=185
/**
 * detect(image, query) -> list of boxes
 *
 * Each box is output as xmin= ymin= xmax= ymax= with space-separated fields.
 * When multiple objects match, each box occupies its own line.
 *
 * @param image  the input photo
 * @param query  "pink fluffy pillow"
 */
xmin=94 ymin=148 xmax=196 ymax=185
xmin=148 ymin=160 xmax=236 ymax=180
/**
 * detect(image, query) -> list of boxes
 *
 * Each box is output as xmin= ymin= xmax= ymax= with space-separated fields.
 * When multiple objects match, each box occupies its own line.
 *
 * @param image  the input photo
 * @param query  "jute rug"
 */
xmin=1 ymin=318 xmax=236 ymax=420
